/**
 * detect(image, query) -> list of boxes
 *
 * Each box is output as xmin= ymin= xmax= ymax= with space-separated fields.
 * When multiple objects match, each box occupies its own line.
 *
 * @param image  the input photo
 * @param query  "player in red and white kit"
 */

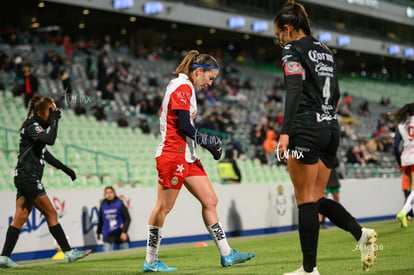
xmin=142 ymin=50 xmax=255 ymax=272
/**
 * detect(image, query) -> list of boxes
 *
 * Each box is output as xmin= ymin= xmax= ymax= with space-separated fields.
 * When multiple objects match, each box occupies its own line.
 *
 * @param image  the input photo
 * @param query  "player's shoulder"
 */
xmin=25 ymin=118 xmax=45 ymax=134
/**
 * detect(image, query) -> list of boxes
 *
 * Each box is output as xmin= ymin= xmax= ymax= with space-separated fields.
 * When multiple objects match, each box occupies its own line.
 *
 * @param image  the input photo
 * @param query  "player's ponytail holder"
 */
xmin=192 ymin=63 xmax=219 ymax=70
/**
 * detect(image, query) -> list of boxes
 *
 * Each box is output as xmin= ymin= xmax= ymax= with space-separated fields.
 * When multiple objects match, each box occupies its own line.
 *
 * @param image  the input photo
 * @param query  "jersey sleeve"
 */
xmin=25 ymin=121 xmax=58 ymax=145
xmin=281 ymin=43 xmax=304 ymax=135
xmin=25 ymin=121 xmax=46 ymax=141
xmin=169 ymin=84 xmax=192 ymax=111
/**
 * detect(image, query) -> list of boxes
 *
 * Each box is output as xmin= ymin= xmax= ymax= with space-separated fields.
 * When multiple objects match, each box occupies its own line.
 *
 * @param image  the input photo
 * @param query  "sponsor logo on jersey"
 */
xmin=35 ymin=126 xmax=44 ymax=134
xmin=284 ymin=61 xmax=303 ymax=75
xmin=316 ymin=112 xmax=337 ymax=122
xmin=308 ymin=50 xmax=333 ymax=63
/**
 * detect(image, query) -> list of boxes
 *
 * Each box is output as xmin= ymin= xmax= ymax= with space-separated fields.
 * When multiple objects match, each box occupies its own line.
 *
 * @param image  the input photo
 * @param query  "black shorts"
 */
xmin=14 ymin=178 xmax=46 ymax=203
xmin=288 ymin=127 xmax=339 ymax=168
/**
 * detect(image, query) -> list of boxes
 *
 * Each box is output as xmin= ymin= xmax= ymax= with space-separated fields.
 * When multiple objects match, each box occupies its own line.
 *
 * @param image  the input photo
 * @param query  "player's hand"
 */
xmin=200 ymin=133 xmax=222 ymax=160
xmin=276 ymin=134 xmax=289 ymax=163
xmin=48 ymin=108 xmax=61 ymax=126
xmin=62 ymin=166 xmax=76 ymax=181
xmin=96 ymin=234 xmax=101 ymax=240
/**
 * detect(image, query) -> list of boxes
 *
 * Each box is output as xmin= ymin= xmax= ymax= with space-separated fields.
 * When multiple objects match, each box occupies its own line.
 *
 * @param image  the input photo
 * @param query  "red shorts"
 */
xmin=402 ymin=165 xmax=414 ymax=174
xmin=156 ymin=155 xmax=207 ymax=189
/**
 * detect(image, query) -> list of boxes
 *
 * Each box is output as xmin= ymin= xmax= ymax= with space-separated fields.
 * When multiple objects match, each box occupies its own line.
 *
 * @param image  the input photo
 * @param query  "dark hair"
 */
xmin=274 ymin=0 xmax=311 ymax=36
xmin=104 ymin=186 xmax=116 ymax=195
xmin=173 ymin=50 xmax=219 ymax=82
xmin=19 ymin=96 xmax=55 ymax=130
xmin=394 ymin=103 xmax=414 ymax=124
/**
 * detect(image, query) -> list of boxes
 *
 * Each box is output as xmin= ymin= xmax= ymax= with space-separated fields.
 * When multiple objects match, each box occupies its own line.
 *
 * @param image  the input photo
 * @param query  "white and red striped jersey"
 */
xmin=155 ymin=73 xmax=198 ymax=162
xmin=399 ymin=115 xmax=414 ymax=166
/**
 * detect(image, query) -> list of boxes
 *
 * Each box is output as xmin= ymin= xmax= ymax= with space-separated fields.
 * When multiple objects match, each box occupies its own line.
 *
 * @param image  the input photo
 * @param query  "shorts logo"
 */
xmin=36 ymin=180 xmax=43 ymax=190
xmin=171 ymin=176 xmax=179 ymax=186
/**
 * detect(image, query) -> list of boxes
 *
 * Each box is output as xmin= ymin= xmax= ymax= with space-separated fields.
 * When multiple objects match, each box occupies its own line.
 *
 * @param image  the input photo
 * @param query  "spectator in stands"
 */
xmin=142 ymin=50 xmax=254 ymax=272
xmin=263 ymin=121 xmax=278 ymax=166
xmin=342 ymin=122 xmax=357 ymax=140
xmin=380 ymin=96 xmax=390 ymax=107
xmin=218 ymin=146 xmax=242 ymax=184
xmin=242 ymin=77 xmax=254 ymax=90
xmin=358 ymin=100 xmax=370 ymax=117
xmin=343 ymin=92 xmax=352 ymax=110
xmin=0 ymin=96 xmax=90 ymax=268
xmin=346 ymin=146 xmax=365 ymax=165
xmin=21 ymin=65 xmax=39 ymax=108
xmin=275 ymin=110 xmax=284 ymax=128
xmin=101 ymin=79 xmax=115 ymax=101
xmin=359 ymin=140 xmax=377 ymax=164
xmin=393 ymin=103 xmax=414 ymax=228
xmin=97 ymin=186 xmax=131 ymax=252
xmin=274 ymin=2 xmax=377 ymax=273
xmin=249 ymin=124 xmax=266 ymax=164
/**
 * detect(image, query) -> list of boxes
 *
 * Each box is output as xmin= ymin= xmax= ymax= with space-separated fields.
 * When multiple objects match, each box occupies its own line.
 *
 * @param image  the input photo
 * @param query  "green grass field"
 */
xmin=2 ymin=219 xmax=413 ymax=274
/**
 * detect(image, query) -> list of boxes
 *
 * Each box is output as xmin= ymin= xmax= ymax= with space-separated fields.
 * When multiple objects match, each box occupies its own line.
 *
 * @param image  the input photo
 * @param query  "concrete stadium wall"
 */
xmin=0 ymin=178 xmax=403 ymax=261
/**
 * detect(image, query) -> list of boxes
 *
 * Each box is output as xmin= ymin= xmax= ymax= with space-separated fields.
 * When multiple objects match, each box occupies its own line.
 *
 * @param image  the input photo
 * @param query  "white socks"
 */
xmin=145 ymin=225 xmax=162 ymax=264
xmin=402 ymin=191 xmax=414 ymax=214
xmin=207 ymin=222 xmax=231 ymax=256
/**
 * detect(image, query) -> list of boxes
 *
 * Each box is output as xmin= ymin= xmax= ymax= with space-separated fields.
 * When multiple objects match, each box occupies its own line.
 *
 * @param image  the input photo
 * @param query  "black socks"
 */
xmin=298 ymin=202 xmax=319 ymax=273
xmin=1 ymin=226 xmax=20 ymax=257
xmin=49 ymin=224 xmax=71 ymax=252
xmin=318 ymin=197 xmax=362 ymax=241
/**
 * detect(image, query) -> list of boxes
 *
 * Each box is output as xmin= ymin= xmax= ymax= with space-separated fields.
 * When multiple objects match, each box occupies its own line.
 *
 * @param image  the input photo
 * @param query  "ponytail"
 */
xmin=19 ymin=96 xmax=56 ymax=130
xmin=274 ymin=1 xmax=311 ymax=36
xmin=173 ymin=50 xmax=219 ymax=82
xmin=19 ymin=95 xmax=41 ymax=131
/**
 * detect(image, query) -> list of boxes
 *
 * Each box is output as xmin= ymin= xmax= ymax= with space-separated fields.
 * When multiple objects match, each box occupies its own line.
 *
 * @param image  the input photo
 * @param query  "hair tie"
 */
xmin=192 ymin=63 xmax=219 ymax=70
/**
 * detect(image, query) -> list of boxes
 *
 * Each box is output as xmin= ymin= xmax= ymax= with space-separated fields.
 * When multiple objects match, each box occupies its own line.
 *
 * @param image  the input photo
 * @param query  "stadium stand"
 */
xmin=0 ymin=38 xmax=406 ymax=191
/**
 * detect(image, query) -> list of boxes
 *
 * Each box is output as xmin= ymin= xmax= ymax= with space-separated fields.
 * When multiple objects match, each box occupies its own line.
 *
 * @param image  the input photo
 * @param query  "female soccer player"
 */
xmin=142 ymin=50 xmax=255 ymax=272
xmin=0 ymin=95 xmax=91 ymax=268
xmin=274 ymin=1 xmax=377 ymax=274
xmin=97 ymin=186 xmax=131 ymax=251
xmin=393 ymin=103 xmax=414 ymax=228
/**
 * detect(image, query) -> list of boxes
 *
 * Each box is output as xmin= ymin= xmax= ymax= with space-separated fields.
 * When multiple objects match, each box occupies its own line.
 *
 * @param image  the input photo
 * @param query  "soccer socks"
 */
xmin=401 ymin=191 xmax=414 ymax=214
xmin=1 ymin=226 xmax=20 ymax=257
xmin=298 ymin=202 xmax=319 ymax=273
xmin=207 ymin=222 xmax=231 ymax=256
xmin=318 ymin=198 xmax=362 ymax=241
xmin=145 ymin=225 xmax=162 ymax=264
xmin=49 ymin=224 xmax=71 ymax=252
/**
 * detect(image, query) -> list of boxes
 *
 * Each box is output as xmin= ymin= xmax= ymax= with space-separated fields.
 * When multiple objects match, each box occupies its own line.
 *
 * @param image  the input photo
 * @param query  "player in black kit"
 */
xmin=0 ymin=96 xmax=91 ymax=268
xmin=274 ymin=1 xmax=377 ymax=274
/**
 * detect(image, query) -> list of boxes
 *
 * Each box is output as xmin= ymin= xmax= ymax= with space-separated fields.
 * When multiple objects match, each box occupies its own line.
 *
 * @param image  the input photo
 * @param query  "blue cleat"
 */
xmin=0 ymin=256 xmax=18 ymax=268
xmin=221 ymin=249 xmax=255 ymax=267
xmin=143 ymin=259 xmax=177 ymax=272
xmin=64 ymin=248 xmax=91 ymax=263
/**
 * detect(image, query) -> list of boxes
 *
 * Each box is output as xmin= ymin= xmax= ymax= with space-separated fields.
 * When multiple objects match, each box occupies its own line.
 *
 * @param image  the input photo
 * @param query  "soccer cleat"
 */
xmin=142 ymin=259 xmax=177 ymax=272
xmin=221 ymin=248 xmax=255 ymax=267
xmin=358 ymin=228 xmax=378 ymax=271
xmin=397 ymin=211 xmax=408 ymax=228
xmin=64 ymin=248 xmax=91 ymax=263
xmin=0 ymin=256 xmax=18 ymax=268
xmin=283 ymin=266 xmax=320 ymax=275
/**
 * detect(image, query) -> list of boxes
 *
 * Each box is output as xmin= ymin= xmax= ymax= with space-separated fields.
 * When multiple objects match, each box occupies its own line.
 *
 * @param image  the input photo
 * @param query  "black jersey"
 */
xmin=281 ymin=35 xmax=340 ymax=135
xmin=14 ymin=116 xmax=58 ymax=182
